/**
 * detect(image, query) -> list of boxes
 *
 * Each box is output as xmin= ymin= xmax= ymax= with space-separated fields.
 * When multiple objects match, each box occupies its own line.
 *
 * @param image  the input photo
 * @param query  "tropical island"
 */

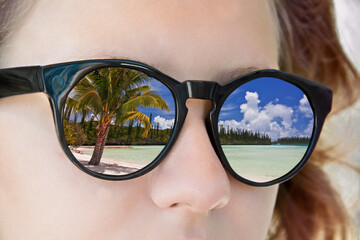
xmin=65 ymin=120 xmax=310 ymax=147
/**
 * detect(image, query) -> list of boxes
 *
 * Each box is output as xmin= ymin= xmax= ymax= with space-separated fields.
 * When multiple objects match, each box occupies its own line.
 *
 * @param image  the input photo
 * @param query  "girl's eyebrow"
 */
xmin=214 ymin=66 xmax=260 ymax=84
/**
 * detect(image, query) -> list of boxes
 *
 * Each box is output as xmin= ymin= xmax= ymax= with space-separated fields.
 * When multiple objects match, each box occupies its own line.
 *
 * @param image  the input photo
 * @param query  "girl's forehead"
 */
xmin=2 ymin=0 xmax=279 ymax=83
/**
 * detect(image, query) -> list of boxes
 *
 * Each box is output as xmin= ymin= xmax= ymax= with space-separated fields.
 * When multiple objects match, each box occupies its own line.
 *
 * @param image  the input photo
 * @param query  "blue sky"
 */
xmin=218 ymin=77 xmax=314 ymax=140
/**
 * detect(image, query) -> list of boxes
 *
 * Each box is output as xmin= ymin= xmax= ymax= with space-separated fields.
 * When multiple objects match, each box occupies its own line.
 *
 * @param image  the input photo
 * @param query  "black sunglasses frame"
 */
xmin=0 ymin=59 xmax=332 ymax=186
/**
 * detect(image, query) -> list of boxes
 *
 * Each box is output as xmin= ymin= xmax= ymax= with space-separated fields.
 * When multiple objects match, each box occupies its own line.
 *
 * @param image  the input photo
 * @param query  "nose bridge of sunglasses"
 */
xmin=184 ymin=80 xmax=220 ymax=100
xmin=181 ymin=80 xmax=220 ymax=116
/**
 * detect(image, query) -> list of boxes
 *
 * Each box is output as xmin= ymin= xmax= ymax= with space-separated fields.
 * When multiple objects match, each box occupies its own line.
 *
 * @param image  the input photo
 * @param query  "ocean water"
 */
xmin=222 ymin=145 xmax=308 ymax=182
xmin=82 ymin=145 xmax=308 ymax=182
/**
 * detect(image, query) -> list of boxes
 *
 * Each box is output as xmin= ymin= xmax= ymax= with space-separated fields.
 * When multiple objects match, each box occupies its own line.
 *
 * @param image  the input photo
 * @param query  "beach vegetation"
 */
xmin=272 ymin=136 xmax=310 ymax=145
xmin=63 ymin=121 xmax=76 ymax=146
xmin=218 ymin=125 xmax=272 ymax=145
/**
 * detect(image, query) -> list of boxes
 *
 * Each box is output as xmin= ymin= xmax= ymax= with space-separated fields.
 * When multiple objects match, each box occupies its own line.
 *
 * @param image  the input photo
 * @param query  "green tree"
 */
xmin=63 ymin=120 xmax=76 ymax=145
xmin=71 ymin=123 xmax=88 ymax=148
xmin=66 ymin=67 xmax=169 ymax=165
xmin=63 ymin=121 xmax=88 ymax=148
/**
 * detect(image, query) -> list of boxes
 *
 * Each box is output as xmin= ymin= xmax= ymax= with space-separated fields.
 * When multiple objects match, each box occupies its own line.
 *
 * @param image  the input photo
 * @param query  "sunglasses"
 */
xmin=0 ymin=59 xmax=332 ymax=186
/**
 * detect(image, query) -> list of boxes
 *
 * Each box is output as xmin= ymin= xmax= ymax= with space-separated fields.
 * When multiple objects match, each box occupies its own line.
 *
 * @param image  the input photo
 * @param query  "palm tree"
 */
xmin=66 ymin=67 xmax=169 ymax=166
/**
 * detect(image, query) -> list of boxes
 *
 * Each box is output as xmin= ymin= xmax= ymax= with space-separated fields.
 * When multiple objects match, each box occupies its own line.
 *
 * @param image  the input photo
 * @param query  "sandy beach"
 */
xmin=72 ymin=147 xmax=147 ymax=175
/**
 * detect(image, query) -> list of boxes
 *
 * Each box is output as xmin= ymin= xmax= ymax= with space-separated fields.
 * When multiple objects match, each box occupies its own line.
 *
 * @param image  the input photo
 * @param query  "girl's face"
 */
xmin=0 ymin=0 xmax=279 ymax=239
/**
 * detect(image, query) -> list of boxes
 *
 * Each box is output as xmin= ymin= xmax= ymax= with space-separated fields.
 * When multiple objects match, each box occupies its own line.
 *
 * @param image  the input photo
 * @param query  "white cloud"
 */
xmin=219 ymin=91 xmax=298 ymax=140
xmin=241 ymin=91 xmax=260 ymax=110
xmin=299 ymin=95 xmax=313 ymax=118
xmin=153 ymin=116 xmax=174 ymax=129
xmin=264 ymin=102 xmax=293 ymax=128
xmin=218 ymin=119 xmax=246 ymax=131
xmin=240 ymin=91 xmax=261 ymax=122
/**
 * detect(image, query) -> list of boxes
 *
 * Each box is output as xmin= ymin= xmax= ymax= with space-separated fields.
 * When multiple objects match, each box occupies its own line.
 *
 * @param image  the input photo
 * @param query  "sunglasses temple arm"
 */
xmin=0 ymin=66 xmax=43 ymax=99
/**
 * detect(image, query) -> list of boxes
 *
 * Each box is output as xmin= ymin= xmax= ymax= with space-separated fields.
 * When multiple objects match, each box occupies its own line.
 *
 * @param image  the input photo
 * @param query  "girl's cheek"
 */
xmin=0 ymin=93 xmax=146 ymax=239
xmin=209 ymin=179 xmax=278 ymax=240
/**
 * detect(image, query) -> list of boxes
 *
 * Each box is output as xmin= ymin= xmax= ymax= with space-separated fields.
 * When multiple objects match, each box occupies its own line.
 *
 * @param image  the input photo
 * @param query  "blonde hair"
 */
xmin=269 ymin=0 xmax=360 ymax=239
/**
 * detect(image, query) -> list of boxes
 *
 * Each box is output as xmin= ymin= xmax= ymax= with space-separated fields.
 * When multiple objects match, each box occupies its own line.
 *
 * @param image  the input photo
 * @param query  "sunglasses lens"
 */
xmin=63 ymin=67 xmax=175 ymax=176
xmin=218 ymin=77 xmax=314 ymax=183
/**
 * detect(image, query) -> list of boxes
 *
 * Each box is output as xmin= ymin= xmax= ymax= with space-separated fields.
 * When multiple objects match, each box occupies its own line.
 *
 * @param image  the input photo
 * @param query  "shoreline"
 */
xmin=71 ymin=148 xmax=146 ymax=175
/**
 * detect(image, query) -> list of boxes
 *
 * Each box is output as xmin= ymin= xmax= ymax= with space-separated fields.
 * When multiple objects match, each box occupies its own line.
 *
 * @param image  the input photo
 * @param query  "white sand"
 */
xmin=71 ymin=147 xmax=146 ymax=175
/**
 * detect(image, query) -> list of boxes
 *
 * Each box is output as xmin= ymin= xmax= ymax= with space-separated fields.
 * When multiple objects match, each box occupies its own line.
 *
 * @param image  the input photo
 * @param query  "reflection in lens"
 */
xmin=218 ymin=77 xmax=314 ymax=183
xmin=63 ymin=67 xmax=175 ymax=176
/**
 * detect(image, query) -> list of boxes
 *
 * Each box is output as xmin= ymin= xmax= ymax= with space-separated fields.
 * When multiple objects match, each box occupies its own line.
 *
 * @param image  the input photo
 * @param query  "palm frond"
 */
xmin=119 ymin=111 xmax=151 ymax=137
xmin=67 ymin=96 xmax=101 ymax=122
xmin=122 ymin=91 xmax=170 ymax=112
xmin=74 ymin=90 xmax=103 ymax=114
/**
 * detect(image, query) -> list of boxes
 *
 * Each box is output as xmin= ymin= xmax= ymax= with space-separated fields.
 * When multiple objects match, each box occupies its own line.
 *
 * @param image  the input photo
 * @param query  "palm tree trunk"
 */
xmin=98 ymin=125 xmax=110 ymax=161
xmin=88 ymin=124 xmax=110 ymax=166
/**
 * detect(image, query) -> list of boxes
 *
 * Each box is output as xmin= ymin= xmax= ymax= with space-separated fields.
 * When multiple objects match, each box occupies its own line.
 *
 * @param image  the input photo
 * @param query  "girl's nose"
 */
xmin=149 ymin=99 xmax=231 ymax=213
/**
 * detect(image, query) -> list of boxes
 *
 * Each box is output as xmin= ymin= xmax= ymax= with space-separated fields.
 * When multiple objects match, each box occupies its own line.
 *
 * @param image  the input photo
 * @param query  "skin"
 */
xmin=0 ymin=0 xmax=280 ymax=239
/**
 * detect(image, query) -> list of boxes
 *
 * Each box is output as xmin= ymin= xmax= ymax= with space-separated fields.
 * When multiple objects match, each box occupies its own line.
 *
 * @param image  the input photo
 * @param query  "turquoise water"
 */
xmin=222 ymin=145 xmax=308 ymax=181
xmin=82 ymin=145 xmax=308 ymax=181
